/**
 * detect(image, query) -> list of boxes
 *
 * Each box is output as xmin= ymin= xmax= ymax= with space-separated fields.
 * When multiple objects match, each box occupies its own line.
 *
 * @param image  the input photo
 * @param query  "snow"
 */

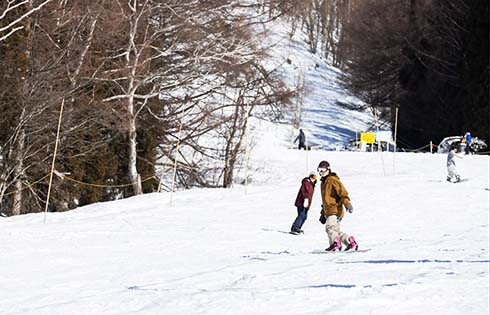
xmin=1 ymin=150 xmax=488 ymax=314
xmin=262 ymin=18 xmax=374 ymax=150
xmin=1 ymin=16 xmax=489 ymax=315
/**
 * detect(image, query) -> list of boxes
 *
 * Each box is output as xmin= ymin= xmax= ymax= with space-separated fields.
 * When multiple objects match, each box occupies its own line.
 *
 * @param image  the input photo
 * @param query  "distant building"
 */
xmin=348 ymin=130 xmax=395 ymax=152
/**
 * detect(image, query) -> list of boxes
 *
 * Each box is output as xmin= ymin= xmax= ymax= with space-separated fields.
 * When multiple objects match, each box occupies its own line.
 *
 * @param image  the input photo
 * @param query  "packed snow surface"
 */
xmin=1 ymin=147 xmax=489 ymax=314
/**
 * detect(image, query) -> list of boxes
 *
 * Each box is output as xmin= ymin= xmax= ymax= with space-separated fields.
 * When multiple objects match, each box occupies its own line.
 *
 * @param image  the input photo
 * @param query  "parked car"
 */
xmin=470 ymin=137 xmax=488 ymax=152
xmin=437 ymin=136 xmax=487 ymax=153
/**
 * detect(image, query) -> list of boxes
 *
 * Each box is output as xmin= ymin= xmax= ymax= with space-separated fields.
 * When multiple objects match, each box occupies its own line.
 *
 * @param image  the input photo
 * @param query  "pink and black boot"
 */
xmin=344 ymin=236 xmax=358 ymax=251
xmin=325 ymin=236 xmax=342 ymax=251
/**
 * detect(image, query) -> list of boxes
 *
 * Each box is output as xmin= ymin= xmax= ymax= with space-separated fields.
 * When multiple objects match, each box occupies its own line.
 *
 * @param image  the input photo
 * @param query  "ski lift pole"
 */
xmin=44 ymin=99 xmax=64 ymax=223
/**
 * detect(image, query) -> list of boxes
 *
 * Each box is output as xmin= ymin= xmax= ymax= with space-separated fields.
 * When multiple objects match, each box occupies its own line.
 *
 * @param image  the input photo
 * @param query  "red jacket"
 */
xmin=294 ymin=177 xmax=315 ymax=209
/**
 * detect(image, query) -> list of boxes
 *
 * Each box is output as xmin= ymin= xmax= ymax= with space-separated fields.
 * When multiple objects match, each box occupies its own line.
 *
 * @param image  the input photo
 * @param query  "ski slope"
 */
xmin=1 ymin=15 xmax=489 ymax=315
xmin=1 ymin=149 xmax=489 ymax=315
xmin=262 ymin=18 xmax=375 ymax=150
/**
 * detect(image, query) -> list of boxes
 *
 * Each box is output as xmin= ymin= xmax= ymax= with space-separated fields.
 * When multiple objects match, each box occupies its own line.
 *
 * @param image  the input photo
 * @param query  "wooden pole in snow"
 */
xmin=169 ymin=109 xmax=187 ymax=206
xmin=305 ymin=140 xmax=308 ymax=173
xmin=244 ymin=102 xmax=251 ymax=194
xmin=393 ymin=107 xmax=399 ymax=174
xmin=394 ymin=107 xmax=399 ymax=150
xmin=44 ymin=99 xmax=64 ymax=223
xmin=355 ymin=130 xmax=358 ymax=151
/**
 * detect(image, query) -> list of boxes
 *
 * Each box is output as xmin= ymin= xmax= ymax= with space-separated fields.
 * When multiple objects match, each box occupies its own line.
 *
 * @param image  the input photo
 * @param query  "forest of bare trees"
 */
xmin=333 ymin=0 xmax=488 ymax=149
xmin=0 ymin=0 xmax=293 ymax=215
xmin=279 ymin=0 xmax=488 ymax=149
xmin=1 ymin=0 xmax=488 ymax=216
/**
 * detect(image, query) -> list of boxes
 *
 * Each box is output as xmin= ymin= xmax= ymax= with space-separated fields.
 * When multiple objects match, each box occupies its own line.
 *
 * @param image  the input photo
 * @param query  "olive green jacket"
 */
xmin=320 ymin=173 xmax=351 ymax=220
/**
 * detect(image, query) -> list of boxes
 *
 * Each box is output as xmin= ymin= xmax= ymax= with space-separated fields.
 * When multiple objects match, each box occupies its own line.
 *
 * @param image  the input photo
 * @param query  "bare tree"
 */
xmin=1 ymin=0 xmax=118 ymax=214
xmin=1 ymin=0 xmax=293 ymax=215
xmin=0 ymin=0 xmax=52 ymax=41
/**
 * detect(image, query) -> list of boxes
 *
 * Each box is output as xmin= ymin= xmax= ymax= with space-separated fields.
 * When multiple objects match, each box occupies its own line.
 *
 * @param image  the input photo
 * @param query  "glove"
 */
xmin=346 ymin=205 xmax=353 ymax=213
xmin=319 ymin=214 xmax=326 ymax=224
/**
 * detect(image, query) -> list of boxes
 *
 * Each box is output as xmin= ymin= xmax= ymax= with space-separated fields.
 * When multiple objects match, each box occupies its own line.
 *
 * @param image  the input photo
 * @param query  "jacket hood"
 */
xmin=321 ymin=172 xmax=338 ymax=182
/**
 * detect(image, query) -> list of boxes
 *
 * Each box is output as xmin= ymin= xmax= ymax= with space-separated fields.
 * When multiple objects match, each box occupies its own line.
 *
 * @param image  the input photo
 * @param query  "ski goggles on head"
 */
xmin=317 ymin=167 xmax=329 ymax=174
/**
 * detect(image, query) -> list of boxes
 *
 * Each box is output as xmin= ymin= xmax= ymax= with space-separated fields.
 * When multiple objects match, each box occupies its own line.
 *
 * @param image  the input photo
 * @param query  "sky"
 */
xmin=1 ymin=13 xmax=489 ymax=315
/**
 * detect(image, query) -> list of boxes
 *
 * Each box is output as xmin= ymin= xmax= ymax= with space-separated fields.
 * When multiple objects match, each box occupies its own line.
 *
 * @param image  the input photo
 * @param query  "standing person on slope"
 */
xmin=317 ymin=160 xmax=358 ymax=251
xmin=290 ymin=171 xmax=318 ymax=235
xmin=463 ymin=132 xmax=472 ymax=155
xmin=294 ymin=129 xmax=307 ymax=150
xmin=447 ymin=144 xmax=463 ymax=182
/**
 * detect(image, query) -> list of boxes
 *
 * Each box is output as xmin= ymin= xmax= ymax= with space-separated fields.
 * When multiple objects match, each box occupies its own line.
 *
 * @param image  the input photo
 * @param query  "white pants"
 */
xmin=325 ymin=215 xmax=350 ymax=246
xmin=447 ymin=165 xmax=459 ymax=180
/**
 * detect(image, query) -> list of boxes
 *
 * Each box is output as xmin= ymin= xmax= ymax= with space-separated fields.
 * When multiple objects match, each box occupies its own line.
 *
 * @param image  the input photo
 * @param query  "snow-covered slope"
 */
xmin=261 ymin=18 xmax=375 ymax=150
xmin=1 ymin=17 xmax=489 ymax=315
xmin=1 ymin=150 xmax=488 ymax=315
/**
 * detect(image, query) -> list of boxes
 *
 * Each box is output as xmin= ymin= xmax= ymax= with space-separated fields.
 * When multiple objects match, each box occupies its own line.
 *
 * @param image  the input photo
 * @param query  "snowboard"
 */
xmin=429 ymin=178 xmax=469 ymax=184
xmin=450 ymin=178 xmax=469 ymax=183
xmin=311 ymin=248 xmax=371 ymax=254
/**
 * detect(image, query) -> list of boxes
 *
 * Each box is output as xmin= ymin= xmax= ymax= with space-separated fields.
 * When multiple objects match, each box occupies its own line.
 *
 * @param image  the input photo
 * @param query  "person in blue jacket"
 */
xmin=464 ymin=132 xmax=472 ymax=155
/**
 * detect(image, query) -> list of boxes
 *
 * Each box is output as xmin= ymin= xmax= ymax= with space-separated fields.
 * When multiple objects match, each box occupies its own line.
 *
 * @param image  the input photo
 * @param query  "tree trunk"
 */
xmin=11 ymin=2 xmax=32 ymax=215
xmin=223 ymin=107 xmax=240 ymax=188
xmin=128 ymin=95 xmax=142 ymax=195
xmin=12 ymin=128 xmax=26 ymax=216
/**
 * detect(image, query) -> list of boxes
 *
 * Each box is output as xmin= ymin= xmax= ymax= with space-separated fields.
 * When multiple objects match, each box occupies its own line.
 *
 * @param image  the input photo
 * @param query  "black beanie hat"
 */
xmin=318 ymin=160 xmax=330 ymax=169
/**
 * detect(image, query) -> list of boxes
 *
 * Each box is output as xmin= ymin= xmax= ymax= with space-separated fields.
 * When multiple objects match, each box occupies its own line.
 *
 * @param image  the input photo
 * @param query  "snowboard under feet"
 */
xmin=312 ymin=248 xmax=371 ymax=254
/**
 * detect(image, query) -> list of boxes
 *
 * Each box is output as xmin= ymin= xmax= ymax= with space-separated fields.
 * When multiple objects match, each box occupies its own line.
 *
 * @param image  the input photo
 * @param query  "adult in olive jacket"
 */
xmin=318 ymin=160 xmax=358 ymax=251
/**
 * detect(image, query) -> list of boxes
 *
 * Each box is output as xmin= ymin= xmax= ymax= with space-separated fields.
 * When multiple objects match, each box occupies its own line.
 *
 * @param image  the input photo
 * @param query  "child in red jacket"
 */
xmin=290 ymin=171 xmax=318 ymax=235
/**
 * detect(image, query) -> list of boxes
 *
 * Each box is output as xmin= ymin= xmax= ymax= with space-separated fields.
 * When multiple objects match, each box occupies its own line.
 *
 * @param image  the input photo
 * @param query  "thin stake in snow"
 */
xmin=170 ymin=107 xmax=190 ymax=206
xmin=305 ymin=142 xmax=308 ymax=173
xmin=393 ymin=107 xmax=399 ymax=175
xmin=374 ymin=107 xmax=386 ymax=176
xmin=44 ymin=99 xmax=64 ymax=223
xmin=244 ymin=102 xmax=250 ymax=194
